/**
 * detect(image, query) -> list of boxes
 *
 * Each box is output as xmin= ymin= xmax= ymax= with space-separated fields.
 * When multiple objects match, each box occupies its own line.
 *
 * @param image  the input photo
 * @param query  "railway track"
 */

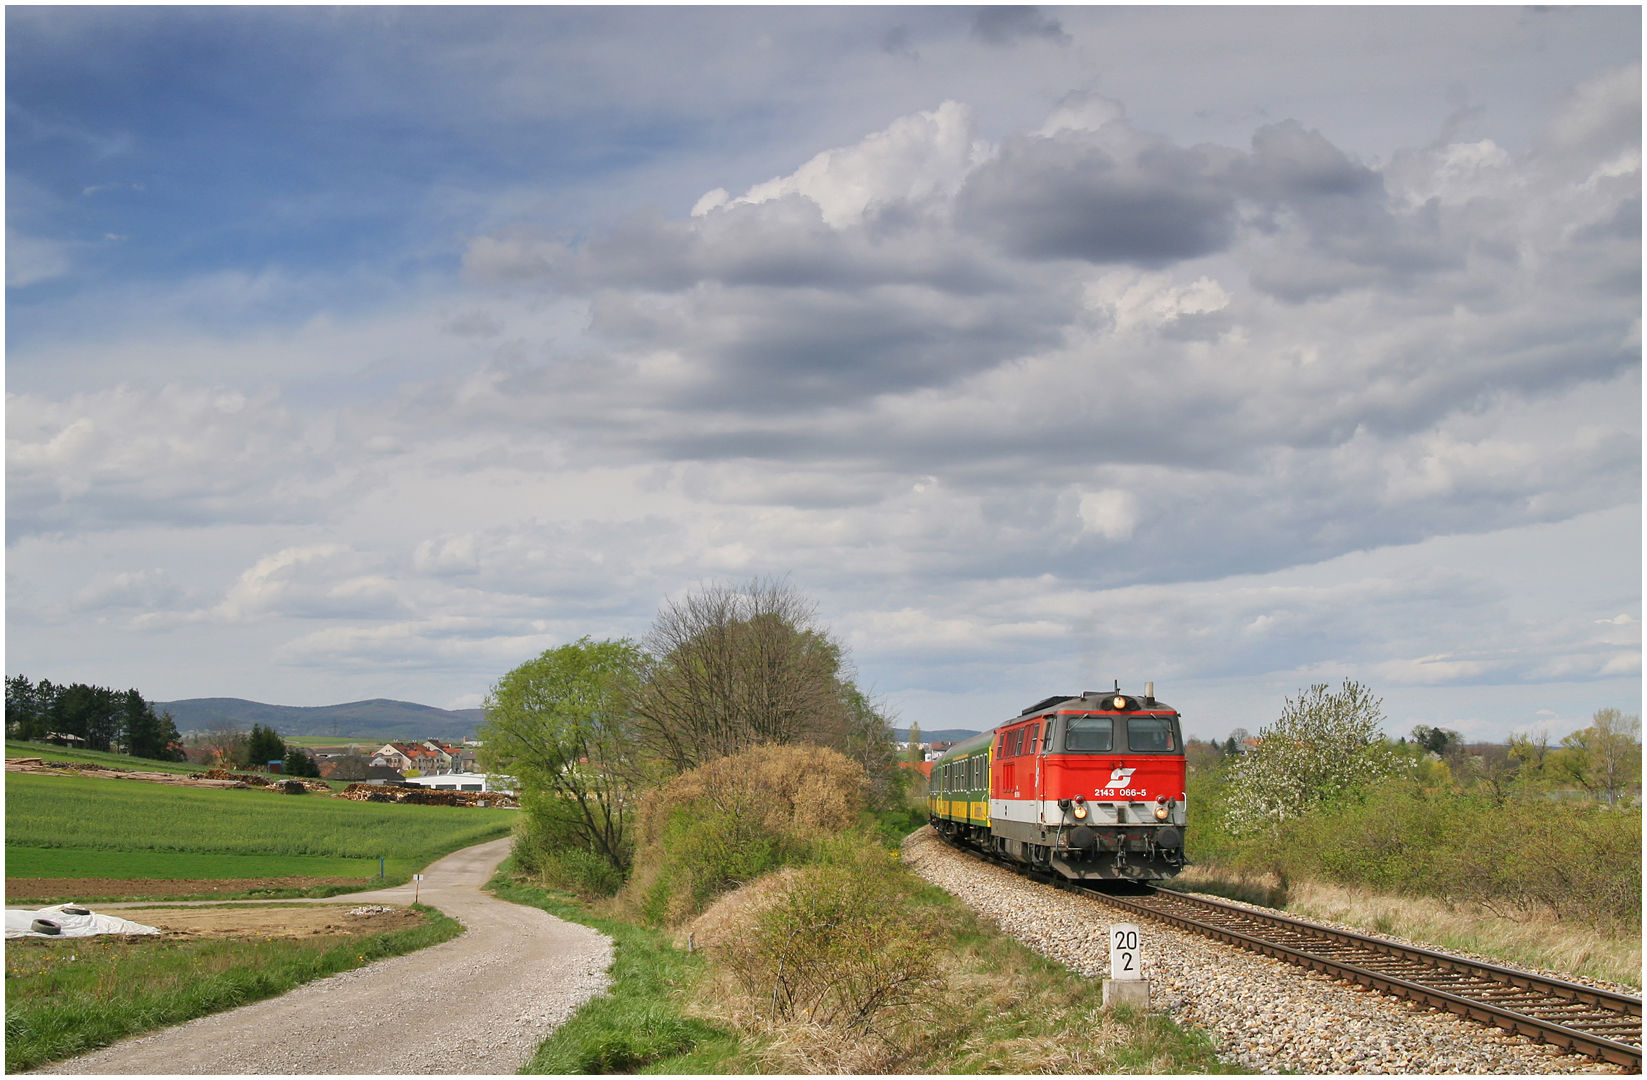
xmin=945 ymin=837 xmax=1642 ymax=1070
xmin=1086 ymin=882 xmax=1643 ymax=1070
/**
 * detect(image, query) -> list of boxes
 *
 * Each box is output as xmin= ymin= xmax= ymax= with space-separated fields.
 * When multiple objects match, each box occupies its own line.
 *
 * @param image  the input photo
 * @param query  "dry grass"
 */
xmin=681 ymin=867 xmax=802 ymax=951
xmin=1172 ymin=865 xmax=1641 ymax=989
xmin=682 ymin=860 xmax=1231 ymax=1074
xmin=621 ymin=744 xmax=869 ymax=925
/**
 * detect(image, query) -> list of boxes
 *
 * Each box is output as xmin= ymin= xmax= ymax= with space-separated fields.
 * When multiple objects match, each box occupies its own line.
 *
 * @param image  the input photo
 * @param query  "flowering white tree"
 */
xmin=1224 ymin=681 xmax=1394 ymax=835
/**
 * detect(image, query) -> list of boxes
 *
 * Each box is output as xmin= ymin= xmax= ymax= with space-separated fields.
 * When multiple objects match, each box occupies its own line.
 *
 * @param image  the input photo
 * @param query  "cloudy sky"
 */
xmin=7 ymin=7 xmax=1640 ymax=743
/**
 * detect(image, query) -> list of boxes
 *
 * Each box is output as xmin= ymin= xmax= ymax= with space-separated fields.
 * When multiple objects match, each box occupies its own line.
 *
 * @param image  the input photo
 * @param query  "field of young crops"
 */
xmin=6 ymin=846 xmax=385 ymax=882
xmin=6 ymin=773 xmax=513 ymax=864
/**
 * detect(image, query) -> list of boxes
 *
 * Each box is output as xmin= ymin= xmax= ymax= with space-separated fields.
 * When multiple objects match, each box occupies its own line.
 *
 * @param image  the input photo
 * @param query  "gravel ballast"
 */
xmin=903 ymin=827 xmax=1627 ymax=1075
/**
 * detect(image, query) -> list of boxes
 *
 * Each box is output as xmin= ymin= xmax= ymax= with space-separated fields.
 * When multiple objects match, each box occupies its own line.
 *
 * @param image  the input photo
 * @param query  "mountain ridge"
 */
xmin=154 ymin=697 xmax=484 ymax=742
xmin=155 ymin=698 xmax=984 ymax=746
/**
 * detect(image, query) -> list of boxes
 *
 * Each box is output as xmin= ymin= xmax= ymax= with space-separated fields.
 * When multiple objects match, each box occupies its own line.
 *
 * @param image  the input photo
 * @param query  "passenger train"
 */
xmin=927 ymin=684 xmax=1187 ymax=880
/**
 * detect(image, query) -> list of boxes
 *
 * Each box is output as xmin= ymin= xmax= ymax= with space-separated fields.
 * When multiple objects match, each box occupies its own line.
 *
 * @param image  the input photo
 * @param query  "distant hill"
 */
xmin=906 ymin=728 xmax=984 ymax=742
xmin=154 ymin=698 xmax=485 ymax=743
xmin=155 ymin=699 xmax=979 ymax=747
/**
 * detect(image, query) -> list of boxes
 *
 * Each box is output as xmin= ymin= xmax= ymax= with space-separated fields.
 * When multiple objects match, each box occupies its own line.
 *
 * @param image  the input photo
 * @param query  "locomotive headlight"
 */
xmin=1074 ymin=804 xmax=1089 ymax=820
xmin=1154 ymin=806 xmax=1170 ymax=821
xmin=1112 ymin=696 xmax=1126 ymax=709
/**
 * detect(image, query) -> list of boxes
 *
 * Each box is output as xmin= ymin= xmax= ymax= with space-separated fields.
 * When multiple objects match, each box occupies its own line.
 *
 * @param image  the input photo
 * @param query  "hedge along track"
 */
xmin=936 ymin=835 xmax=1642 ymax=1070
xmin=1078 ymin=882 xmax=1643 ymax=1070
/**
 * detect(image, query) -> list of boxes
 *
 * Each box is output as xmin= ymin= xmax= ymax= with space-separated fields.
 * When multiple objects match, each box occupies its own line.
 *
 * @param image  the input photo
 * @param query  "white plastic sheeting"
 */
xmin=4 ymin=904 xmax=161 ymax=938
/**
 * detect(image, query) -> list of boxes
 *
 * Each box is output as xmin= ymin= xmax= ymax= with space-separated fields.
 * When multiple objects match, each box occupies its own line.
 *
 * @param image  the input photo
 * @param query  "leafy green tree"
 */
xmin=7 ymin=675 xmax=32 ymax=739
xmin=1411 ymin=724 xmax=1461 ymax=758
xmin=481 ymin=636 xmax=644 ymax=875
xmin=122 ymin=690 xmax=185 ymax=762
xmin=243 ymin=724 xmax=287 ymax=769
xmin=1224 ymin=681 xmax=1395 ymax=835
xmin=283 ymin=745 xmax=322 ymax=778
xmin=1559 ymin=708 xmax=1642 ymax=803
xmin=51 ymin=683 xmax=124 ymax=752
xmin=907 ymin=722 xmax=923 ymax=764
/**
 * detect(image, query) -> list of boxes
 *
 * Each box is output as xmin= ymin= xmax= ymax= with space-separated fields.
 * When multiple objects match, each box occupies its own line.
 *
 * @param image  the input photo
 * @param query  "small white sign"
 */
xmin=1109 ymin=923 xmax=1142 ymax=981
xmin=413 ymin=874 xmax=424 ymax=881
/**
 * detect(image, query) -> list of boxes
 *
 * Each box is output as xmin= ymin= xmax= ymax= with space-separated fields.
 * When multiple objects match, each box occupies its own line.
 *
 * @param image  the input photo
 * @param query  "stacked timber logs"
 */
xmin=334 ymin=783 xmax=519 ymax=808
xmin=5 ymin=757 xmax=244 ymax=789
xmin=4 ymin=757 xmax=329 ymax=793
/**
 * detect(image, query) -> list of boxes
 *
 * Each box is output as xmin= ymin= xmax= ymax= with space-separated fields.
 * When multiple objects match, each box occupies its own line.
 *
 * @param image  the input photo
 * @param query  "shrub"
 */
xmin=511 ymin=789 xmax=629 ymax=898
xmin=710 ymin=842 xmax=941 ymax=1032
xmin=1243 ymin=782 xmax=1642 ymax=930
xmin=622 ymin=744 xmax=867 ymax=925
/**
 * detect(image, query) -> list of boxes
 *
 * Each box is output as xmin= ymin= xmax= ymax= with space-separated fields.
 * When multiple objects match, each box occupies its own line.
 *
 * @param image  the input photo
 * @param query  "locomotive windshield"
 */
xmin=1127 ymin=716 xmax=1177 ymax=753
xmin=1064 ymin=716 xmax=1113 ymax=752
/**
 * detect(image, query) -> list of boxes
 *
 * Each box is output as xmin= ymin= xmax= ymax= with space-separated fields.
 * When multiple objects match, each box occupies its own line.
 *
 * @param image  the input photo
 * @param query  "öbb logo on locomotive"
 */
xmin=927 ymin=683 xmax=1187 ymax=881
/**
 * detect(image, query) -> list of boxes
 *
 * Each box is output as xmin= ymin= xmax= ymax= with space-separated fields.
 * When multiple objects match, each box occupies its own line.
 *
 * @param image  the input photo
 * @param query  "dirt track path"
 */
xmin=34 ymin=837 xmax=613 ymax=1075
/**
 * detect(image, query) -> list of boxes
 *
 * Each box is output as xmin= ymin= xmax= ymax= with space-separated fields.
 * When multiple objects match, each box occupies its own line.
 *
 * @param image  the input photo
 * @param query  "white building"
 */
xmin=399 ymin=771 xmax=516 ymax=795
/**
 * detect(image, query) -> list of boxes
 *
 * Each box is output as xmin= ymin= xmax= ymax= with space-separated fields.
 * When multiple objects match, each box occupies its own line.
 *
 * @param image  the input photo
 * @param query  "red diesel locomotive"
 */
xmin=927 ymin=685 xmax=1187 ymax=880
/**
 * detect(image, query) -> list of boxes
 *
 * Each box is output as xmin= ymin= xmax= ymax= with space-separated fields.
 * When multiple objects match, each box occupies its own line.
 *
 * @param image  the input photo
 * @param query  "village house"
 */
xmin=370 ymin=740 xmax=475 ymax=776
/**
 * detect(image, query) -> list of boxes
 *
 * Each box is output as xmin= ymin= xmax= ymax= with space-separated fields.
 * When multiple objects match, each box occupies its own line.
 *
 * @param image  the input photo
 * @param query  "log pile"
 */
xmin=5 ymin=757 xmax=243 ymax=789
xmin=5 ymin=757 xmax=329 ymax=793
xmin=192 ymin=768 xmax=328 ymax=793
xmin=334 ymin=783 xmax=518 ymax=808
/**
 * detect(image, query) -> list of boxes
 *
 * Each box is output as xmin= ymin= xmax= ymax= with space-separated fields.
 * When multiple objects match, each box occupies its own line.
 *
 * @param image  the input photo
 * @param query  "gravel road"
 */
xmin=34 ymin=837 xmax=613 ymax=1075
xmin=903 ymin=827 xmax=1627 ymax=1075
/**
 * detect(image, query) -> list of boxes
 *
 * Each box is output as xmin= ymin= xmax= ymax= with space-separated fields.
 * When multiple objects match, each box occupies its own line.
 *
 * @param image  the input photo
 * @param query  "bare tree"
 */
xmin=190 ymin=720 xmax=249 ymax=767
xmin=329 ymin=754 xmax=374 ymax=781
xmin=630 ymin=578 xmax=852 ymax=772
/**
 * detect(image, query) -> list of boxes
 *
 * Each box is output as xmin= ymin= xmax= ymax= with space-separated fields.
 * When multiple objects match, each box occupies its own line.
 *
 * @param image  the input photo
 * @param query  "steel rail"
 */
xmin=933 ymin=832 xmax=1641 ymax=1070
xmin=1077 ymin=884 xmax=1642 ymax=1070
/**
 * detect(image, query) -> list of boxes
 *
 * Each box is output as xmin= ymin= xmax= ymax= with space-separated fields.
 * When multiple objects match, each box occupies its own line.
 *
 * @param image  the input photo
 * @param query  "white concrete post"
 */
xmin=1103 ymin=922 xmax=1150 ymax=1008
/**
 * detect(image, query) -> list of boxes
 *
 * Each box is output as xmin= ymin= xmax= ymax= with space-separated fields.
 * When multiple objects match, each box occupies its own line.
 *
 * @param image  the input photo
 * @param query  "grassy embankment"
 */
xmin=494 ymin=746 xmax=1237 ymax=1075
xmin=497 ymin=865 xmax=1235 ymax=1075
xmin=4 ymin=904 xmax=462 ymax=1072
xmin=6 ymin=771 xmax=514 ymax=901
xmin=1182 ymin=772 xmax=1642 ymax=988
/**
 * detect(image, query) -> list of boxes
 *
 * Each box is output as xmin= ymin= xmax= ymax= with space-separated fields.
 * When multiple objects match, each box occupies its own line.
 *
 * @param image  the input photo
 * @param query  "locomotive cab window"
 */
xmin=1126 ymin=717 xmax=1178 ymax=753
xmin=1064 ymin=715 xmax=1113 ymax=752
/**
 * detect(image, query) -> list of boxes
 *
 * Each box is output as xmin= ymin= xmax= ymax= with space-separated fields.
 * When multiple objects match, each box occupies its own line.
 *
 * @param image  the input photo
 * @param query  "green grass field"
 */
xmin=282 ymin=735 xmax=380 ymax=748
xmin=6 ymin=846 xmax=391 ymax=882
xmin=6 ymin=773 xmax=513 ymax=886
